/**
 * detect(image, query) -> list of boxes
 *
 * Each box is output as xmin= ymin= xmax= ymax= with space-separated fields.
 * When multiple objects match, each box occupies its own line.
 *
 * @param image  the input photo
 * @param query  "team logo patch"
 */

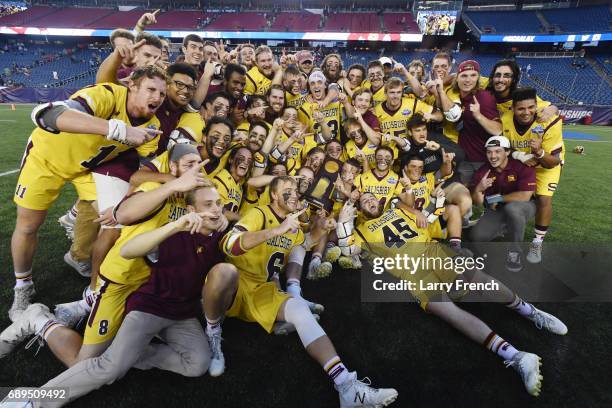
xmin=147 ymin=124 xmax=158 ymax=130
xmin=507 ymin=175 xmax=516 ymax=182
xmin=387 ymin=177 xmax=397 ymax=184
xmin=402 ymin=109 xmax=412 ymax=116
xmin=531 ymin=125 xmax=544 ymax=135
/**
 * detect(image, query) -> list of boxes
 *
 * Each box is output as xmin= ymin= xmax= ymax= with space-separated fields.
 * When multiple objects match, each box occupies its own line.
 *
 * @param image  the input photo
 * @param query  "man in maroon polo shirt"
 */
xmin=470 ymin=135 xmax=536 ymax=272
xmin=35 ymin=182 xmax=240 ymax=407
xmin=453 ymin=60 xmax=502 ymax=185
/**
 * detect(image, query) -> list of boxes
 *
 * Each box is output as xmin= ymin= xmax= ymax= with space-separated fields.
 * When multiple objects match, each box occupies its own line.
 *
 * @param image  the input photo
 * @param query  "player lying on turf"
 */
xmin=336 ymin=194 xmax=568 ymax=396
xmin=1 ymin=182 xmax=233 ymax=408
xmin=216 ymin=176 xmax=398 ymax=407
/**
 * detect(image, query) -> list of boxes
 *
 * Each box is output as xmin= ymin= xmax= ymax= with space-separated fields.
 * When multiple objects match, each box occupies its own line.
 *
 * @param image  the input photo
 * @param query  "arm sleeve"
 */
xmin=221 ymin=208 xmax=265 ymax=256
xmin=70 ymin=83 xmax=117 ymax=119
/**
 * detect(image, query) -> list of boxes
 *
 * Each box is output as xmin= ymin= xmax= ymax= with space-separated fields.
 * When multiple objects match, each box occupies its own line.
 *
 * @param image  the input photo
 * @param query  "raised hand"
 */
xmin=125 ymin=126 xmax=163 ymax=146
xmin=442 ymin=147 xmax=455 ymax=164
xmin=276 ymin=208 xmax=307 ymax=235
xmin=171 ymin=161 xmax=208 ymax=192
xmin=469 ymin=96 xmax=482 ymax=120
xmin=174 ymin=212 xmax=204 ymax=235
xmin=476 ymin=169 xmax=494 ymax=193
xmin=137 ymin=9 xmax=159 ymax=28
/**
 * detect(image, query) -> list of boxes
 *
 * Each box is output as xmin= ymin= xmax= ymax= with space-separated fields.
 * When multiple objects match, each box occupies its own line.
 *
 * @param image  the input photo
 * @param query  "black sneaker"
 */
xmin=505 ymin=251 xmax=523 ymax=272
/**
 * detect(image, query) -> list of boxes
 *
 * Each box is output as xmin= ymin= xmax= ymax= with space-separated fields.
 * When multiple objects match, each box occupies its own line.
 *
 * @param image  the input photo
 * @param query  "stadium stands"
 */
xmin=383 ymin=12 xmax=419 ymax=33
xmin=541 ymin=5 xmax=611 ymax=34
xmin=271 ymin=12 xmax=321 ymax=32
xmin=34 ymin=7 xmax=115 ymax=28
xmin=151 ymin=10 xmax=207 ymax=30
xmin=322 ymin=12 xmax=379 ymax=32
xmin=3 ymin=41 xmax=609 ymax=104
xmin=465 ymin=10 xmax=543 ymax=34
xmin=205 ymin=11 xmax=268 ymax=31
xmin=87 ymin=9 xmax=156 ymax=29
xmin=0 ymin=5 xmax=55 ymax=25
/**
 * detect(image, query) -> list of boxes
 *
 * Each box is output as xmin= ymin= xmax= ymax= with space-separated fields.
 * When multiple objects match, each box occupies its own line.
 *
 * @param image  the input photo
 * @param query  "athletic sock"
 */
xmin=286 ymin=278 xmax=302 ymax=299
xmin=506 ymin=295 xmax=533 ymax=317
xmin=14 ymin=270 xmax=33 ymax=288
xmin=79 ymin=286 xmax=95 ymax=311
xmin=533 ymin=225 xmax=548 ymax=242
xmin=449 ymin=237 xmax=462 ymax=249
xmin=67 ymin=205 xmax=78 ymax=223
xmin=205 ymin=315 xmax=222 ymax=335
xmin=324 ymin=356 xmax=350 ymax=386
xmin=484 ymin=332 xmax=519 ymax=361
xmin=41 ymin=320 xmax=63 ymax=341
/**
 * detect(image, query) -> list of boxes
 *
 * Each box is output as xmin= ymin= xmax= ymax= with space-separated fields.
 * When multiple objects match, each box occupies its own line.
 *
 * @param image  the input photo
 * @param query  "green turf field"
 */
xmin=0 ymin=104 xmax=611 ymax=407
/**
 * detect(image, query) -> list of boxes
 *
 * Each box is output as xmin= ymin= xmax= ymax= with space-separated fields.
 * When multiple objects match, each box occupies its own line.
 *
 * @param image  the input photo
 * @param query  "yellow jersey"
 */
xmin=223 ymin=205 xmax=305 ymax=284
xmin=101 ymin=181 xmax=186 ymax=285
xmin=285 ymin=91 xmax=307 ymax=110
xmin=353 ymin=208 xmax=430 ymax=255
xmin=344 ymin=140 xmax=378 ymax=170
xmin=501 ymin=112 xmax=564 ymax=166
xmin=375 ymin=96 xmax=434 ymax=142
xmin=213 ymin=169 xmax=244 ymax=214
xmin=298 ymin=100 xmax=342 ymax=141
xmin=354 ymin=169 xmax=403 ymax=209
xmin=271 ymin=129 xmax=320 ymax=174
xmin=244 ymin=66 xmax=272 ymax=96
xmin=410 ymin=173 xmax=436 ymax=211
xmin=30 ymin=82 xmax=160 ymax=179
xmin=171 ymin=111 xmax=205 ymax=146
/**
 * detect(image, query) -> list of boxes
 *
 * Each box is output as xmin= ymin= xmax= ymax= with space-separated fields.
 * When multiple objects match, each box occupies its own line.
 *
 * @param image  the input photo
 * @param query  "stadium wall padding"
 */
xmin=0 ymin=87 xmax=78 ymax=103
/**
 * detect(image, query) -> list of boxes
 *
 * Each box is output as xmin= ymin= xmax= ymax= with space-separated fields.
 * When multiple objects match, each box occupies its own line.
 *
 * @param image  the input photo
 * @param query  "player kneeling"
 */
xmin=215 ymin=176 xmax=398 ymax=407
xmin=337 ymin=194 xmax=568 ymax=397
xmin=0 ymin=183 xmax=234 ymax=407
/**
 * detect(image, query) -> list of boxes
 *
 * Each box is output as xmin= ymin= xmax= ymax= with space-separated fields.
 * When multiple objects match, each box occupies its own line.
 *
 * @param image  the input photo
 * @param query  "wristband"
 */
xmin=107 ymin=119 xmax=128 ymax=144
xmin=485 ymin=194 xmax=504 ymax=205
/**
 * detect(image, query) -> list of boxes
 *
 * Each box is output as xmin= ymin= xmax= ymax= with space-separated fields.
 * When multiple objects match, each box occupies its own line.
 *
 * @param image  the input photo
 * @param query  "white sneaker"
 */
xmin=525 ymin=305 xmax=568 ymax=335
xmin=8 ymin=284 xmax=36 ymax=322
xmin=336 ymin=371 xmax=398 ymax=407
xmin=64 ymin=251 xmax=91 ymax=278
xmin=58 ymin=213 xmax=75 ymax=241
xmin=526 ymin=241 xmax=543 ymax=264
xmin=206 ymin=328 xmax=225 ymax=377
xmin=0 ymin=303 xmax=53 ymax=358
xmin=54 ymin=299 xmax=89 ymax=328
xmin=306 ymin=255 xmax=322 ymax=280
xmin=504 ymin=351 xmax=543 ymax=396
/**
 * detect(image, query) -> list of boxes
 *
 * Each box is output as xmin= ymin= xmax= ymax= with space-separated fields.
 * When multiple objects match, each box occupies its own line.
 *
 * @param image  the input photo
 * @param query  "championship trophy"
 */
xmin=303 ymin=157 xmax=342 ymax=213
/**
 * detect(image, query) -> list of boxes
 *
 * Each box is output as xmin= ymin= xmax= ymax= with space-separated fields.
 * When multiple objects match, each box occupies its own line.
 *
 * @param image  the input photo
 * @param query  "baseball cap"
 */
xmin=485 ymin=135 xmax=511 ymax=149
xmin=308 ymin=70 xmax=327 ymax=84
xmin=296 ymin=50 xmax=314 ymax=64
xmin=379 ymin=57 xmax=393 ymax=66
xmin=457 ymin=59 xmax=480 ymax=74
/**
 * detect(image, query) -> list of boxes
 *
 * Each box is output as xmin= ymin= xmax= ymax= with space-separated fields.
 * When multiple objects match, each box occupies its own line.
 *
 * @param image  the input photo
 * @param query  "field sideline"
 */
xmin=0 ymin=104 xmax=611 ymax=407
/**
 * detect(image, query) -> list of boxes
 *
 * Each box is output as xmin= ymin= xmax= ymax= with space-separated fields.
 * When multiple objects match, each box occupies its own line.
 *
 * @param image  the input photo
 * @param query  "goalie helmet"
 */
xmin=573 ymin=145 xmax=585 ymax=155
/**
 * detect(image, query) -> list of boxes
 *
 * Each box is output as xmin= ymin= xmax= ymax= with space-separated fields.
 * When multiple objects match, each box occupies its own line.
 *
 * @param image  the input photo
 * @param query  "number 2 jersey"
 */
xmin=222 ymin=205 xmax=305 ymax=284
xmin=28 ymin=82 xmax=160 ymax=179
